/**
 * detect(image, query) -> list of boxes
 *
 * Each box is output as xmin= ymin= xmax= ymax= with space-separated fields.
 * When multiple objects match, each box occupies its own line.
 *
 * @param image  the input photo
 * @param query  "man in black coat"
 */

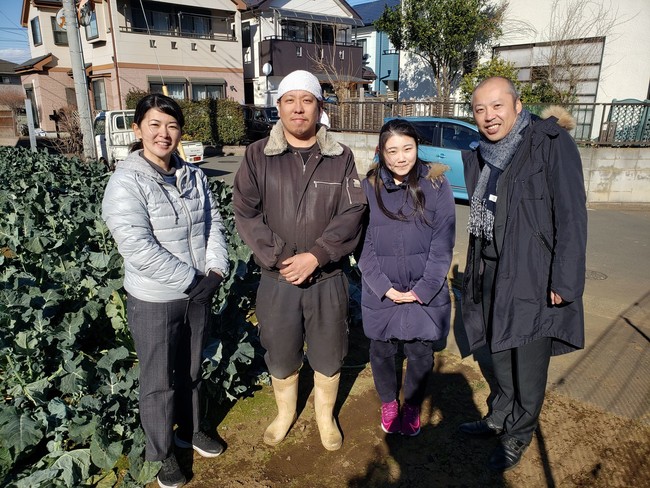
xmin=458 ymin=77 xmax=587 ymax=472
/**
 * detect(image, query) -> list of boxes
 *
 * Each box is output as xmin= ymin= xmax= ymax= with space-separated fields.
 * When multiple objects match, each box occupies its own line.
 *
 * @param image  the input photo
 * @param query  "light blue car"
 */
xmin=385 ymin=117 xmax=480 ymax=200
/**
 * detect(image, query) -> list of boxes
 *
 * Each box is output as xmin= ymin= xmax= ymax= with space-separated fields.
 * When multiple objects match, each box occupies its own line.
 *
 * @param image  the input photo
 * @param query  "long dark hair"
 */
xmin=367 ymin=118 xmax=430 ymax=225
xmin=130 ymin=94 xmax=185 ymax=152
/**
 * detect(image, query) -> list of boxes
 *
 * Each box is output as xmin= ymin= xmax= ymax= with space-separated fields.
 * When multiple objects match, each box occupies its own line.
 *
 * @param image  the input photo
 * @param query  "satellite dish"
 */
xmin=55 ymin=8 xmax=66 ymax=29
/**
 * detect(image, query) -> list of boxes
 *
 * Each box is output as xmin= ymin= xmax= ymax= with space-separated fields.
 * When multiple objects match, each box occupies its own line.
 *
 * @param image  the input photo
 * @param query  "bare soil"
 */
xmin=149 ymin=347 xmax=650 ymax=488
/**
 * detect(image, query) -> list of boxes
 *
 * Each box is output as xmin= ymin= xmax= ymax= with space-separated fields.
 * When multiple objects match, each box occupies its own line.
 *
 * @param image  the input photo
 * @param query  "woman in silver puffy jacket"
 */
xmin=102 ymin=94 xmax=228 ymax=488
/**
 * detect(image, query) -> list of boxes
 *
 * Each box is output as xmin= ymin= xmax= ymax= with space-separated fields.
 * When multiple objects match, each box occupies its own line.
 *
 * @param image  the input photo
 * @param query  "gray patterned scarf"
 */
xmin=467 ymin=109 xmax=531 ymax=240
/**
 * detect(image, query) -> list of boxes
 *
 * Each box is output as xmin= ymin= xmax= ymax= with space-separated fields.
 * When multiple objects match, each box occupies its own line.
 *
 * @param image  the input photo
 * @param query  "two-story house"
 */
xmin=17 ymin=0 xmax=244 ymax=133
xmin=240 ymin=0 xmax=365 ymax=105
xmin=353 ymin=0 xmax=399 ymax=97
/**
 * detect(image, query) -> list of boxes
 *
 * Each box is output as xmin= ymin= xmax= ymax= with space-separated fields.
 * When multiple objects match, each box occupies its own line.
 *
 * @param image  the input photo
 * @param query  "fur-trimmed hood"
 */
xmin=541 ymin=105 xmax=576 ymax=130
xmin=367 ymin=161 xmax=448 ymax=189
xmin=264 ymin=120 xmax=343 ymax=157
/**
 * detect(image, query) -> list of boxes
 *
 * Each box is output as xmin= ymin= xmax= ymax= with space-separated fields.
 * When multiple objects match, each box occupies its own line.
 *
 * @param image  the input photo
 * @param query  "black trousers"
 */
xmin=127 ymin=294 xmax=210 ymax=461
xmin=256 ymin=272 xmax=349 ymax=378
xmin=369 ymin=339 xmax=434 ymax=405
xmin=482 ymin=258 xmax=553 ymax=445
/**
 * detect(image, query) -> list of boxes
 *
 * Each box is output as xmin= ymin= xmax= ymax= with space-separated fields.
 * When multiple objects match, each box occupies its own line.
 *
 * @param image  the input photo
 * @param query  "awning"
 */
xmin=14 ymin=53 xmax=53 ymax=74
xmin=190 ymin=77 xmax=226 ymax=85
xmin=147 ymin=75 xmax=187 ymax=84
xmin=272 ymin=8 xmax=364 ymax=27
xmin=362 ymin=66 xmax=377 ymax=80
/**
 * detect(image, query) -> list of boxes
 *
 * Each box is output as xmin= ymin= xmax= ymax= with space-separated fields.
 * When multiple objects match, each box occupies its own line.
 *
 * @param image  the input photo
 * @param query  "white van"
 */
xmin=94 ymin=110 xmax=204 ymax=169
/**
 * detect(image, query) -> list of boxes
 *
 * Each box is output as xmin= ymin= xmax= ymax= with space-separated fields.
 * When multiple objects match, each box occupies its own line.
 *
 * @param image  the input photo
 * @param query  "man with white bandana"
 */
xmin=233 ymin=70 xmax=366 ymax=451
xmin=458 ymin=77 xmax=587 ymax=472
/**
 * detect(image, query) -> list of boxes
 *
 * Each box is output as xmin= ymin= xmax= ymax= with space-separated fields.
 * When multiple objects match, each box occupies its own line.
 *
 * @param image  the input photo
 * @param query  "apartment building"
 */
xmin=18 ymin=0 xmax=244 ymax=132
xmin=240 ymin=0 xmax=365 ymax=105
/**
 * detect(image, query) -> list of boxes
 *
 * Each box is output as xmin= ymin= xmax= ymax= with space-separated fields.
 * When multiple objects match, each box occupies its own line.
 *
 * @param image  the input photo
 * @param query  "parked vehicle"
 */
xmin=94 ymin=110 xmax=204 ymax=170
xmin=385 ymin=117 xmax=479 ymax=200
xmin=242 ymin=105 xmax=279 ymax=143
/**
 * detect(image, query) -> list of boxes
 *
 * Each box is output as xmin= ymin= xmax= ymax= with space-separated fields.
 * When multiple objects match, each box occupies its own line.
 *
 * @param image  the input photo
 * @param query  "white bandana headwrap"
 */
xmin=277 ymin=70 xmax=323 ymax=101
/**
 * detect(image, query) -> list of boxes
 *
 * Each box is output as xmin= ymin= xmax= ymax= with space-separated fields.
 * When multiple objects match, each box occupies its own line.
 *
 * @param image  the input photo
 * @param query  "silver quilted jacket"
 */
xmin=102 ymin=150 xmax=229 ymax=302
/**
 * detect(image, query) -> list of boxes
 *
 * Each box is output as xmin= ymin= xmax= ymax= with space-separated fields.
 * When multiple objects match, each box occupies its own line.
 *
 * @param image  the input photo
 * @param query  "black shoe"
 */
xmin=157 ymin=454 xmax=186 ymax=488
xmin=458 ymin=418 xmax=503 ymax=436
xmin=175 ymin=431 xmax=225 ymax=458
xmin=487 ymin=436 xmax=528 ymax=472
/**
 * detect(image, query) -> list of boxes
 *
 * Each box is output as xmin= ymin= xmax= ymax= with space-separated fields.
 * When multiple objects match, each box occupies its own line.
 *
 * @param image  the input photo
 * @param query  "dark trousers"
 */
xmin=489 ymin=337 xmax=552 ymax=444
xmin=369 ymin=339 xmax=434 ymax=405
xmin=127 ymin=294 xmax=210 ymax=461
xmin=256 ymin=272 xmax=349 ymax=378
xmin=482 ymin=258 xmax=553 ymax=445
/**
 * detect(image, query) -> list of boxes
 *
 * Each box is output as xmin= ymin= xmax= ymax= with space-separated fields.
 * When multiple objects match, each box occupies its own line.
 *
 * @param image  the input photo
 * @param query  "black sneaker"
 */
xmin=175 ymin=431 xmax=225 ymax=458
xmin=157 ymin=454 xmax=186 ymax=488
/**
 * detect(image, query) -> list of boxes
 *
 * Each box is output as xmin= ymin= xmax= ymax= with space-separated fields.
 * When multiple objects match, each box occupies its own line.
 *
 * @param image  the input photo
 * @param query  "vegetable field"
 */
xmin=0 ymin=147 xmax=263 ymax=486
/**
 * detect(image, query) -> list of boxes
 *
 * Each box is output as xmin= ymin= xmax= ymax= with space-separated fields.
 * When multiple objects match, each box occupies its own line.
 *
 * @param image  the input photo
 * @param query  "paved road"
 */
xmin=200 ymin=154 xmax=650 ymax=425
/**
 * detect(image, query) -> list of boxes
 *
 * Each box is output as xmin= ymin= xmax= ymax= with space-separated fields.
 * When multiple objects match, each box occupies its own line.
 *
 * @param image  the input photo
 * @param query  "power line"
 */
xmin=0 ymin=8 xmax=24 ymax=29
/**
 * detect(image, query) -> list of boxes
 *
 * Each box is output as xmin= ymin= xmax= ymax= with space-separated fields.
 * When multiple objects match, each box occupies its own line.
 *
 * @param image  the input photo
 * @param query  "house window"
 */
xmin=85 ymin=10 xmax=99 ymax=40
xmin=281 ymin=20 xmax=308 ymax=42
xmin=192 ymin=84 xmax=224 ymax=100
xmin=180 ymin=12 xmax=210 ymax=37
xmin=92 ymin=79 xmax=107 ymax=111
xmin=313 ymin=24 xmax=334 ymax=45
xmin=1 ymin=76 xmax=9 ymax=84
xmin=31 ymin=17 xmax=42 ymax=46
xmin=51 ymin=17 xmax=68 ymax=46
xmin=242 ymin=22 xmax=251 ymax=49
xmin=150 ymin=82 xmax=186 ymax=100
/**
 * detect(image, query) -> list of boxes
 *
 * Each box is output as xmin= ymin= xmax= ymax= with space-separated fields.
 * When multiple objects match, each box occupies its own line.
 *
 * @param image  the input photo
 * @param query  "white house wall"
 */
xmin=398 ymin=50 xmax=435 ymax=100
xmin=499 ymin=0 xmax=650 ymax=103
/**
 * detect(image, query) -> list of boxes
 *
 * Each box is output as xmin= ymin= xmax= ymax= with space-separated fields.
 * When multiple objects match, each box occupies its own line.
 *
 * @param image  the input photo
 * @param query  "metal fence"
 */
xmin=326 ymin=100 xmax=650 ymax=146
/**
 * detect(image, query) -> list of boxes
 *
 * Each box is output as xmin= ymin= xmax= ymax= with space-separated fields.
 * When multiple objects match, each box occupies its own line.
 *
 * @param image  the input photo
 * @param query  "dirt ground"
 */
xmin=151 ymin=340 xmax=650 ymax=488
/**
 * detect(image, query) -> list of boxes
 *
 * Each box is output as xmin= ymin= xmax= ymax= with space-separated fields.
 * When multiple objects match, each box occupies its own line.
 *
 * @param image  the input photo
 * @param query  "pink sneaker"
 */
xmin=380 ymin=400 xmax=401 ymax=434
xmin=401 ymin=403 xmax=421 ymax=436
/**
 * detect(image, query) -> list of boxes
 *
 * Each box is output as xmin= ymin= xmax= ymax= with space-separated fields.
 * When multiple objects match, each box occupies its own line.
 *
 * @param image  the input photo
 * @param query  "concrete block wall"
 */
xmin=580 ymin=147 xmax=650 ymax=206
xmin=334 ymin=130 xmax=650 ymax=205
xmin=331 ymin=131 xmax=379 ymax=177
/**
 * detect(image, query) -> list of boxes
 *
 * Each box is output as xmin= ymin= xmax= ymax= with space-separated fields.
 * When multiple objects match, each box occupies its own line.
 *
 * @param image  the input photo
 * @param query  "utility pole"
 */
xmin=62 ymin=0 xmax=96 ymax=161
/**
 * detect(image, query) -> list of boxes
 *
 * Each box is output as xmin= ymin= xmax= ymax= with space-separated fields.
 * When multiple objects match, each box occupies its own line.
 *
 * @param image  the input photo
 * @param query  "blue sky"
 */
xmin=0 ymin=0 xmax=29 ymax=64
xmin=0 ymin=0 xmax=376 ymax=65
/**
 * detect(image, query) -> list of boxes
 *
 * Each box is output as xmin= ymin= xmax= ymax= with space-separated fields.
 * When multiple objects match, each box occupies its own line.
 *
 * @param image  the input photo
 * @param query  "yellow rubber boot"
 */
xmin=313 ymin=371 xmax=343 ymax=451
xmin=263 ymin=372 xmax=299 ymax=446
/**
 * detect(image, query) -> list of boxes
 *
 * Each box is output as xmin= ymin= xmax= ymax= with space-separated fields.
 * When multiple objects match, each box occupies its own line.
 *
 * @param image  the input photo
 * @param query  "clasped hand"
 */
xmin=385 ymin=287 xmax=417 ymax=304
xmin=280 ymin=253 xmax=319 ymax=285
xmin=187 ymin=271 xmax=223 ymax=305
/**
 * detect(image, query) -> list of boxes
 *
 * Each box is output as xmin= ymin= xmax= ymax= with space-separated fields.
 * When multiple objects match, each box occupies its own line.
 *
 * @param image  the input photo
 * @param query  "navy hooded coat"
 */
xmin=359 ymin=162 xmax=456 ymax=342
xmin=461 ymin=107 xmax=587 ymax=356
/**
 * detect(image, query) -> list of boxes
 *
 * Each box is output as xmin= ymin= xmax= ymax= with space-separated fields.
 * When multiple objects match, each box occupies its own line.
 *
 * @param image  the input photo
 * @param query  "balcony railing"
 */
xmin=326 ymin=100 xmax=650 ymax=146
xmin=263 ymin=35 xmax=358 ymax=47
xmin=120 ymin=8 xmax=235 ymax=41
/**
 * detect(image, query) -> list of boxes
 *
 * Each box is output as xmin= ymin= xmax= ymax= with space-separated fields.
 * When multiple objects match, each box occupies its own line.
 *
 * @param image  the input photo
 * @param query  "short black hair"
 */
xmin=134 ymin=93 xmax=185 ymax=129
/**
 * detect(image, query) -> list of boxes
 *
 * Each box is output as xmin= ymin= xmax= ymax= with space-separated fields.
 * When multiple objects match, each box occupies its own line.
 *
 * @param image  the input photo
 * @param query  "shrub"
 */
xmin=0 ymin=147 xmax=263 ymax=486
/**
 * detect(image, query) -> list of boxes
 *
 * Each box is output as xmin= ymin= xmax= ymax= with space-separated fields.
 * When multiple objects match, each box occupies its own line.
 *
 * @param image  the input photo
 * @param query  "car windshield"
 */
xmin=265 ymin=107 xmax=279 ymax=122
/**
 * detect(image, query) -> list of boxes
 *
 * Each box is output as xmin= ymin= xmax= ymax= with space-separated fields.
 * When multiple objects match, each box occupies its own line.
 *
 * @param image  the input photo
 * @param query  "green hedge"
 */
xmin=0 ymin=147 xmax=262 ymax=486
xmin=124 ymin=89 xmax=245 ymax=145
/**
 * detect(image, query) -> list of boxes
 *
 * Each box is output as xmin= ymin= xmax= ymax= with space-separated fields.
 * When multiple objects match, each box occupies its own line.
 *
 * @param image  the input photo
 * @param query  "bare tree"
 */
xmin=307 ymin=43 xmax=362 ymax=101
xmin=538 ymin=0 xmax=623 ymax=103
xmin=50 ymin=107 xmax=85 ymax=158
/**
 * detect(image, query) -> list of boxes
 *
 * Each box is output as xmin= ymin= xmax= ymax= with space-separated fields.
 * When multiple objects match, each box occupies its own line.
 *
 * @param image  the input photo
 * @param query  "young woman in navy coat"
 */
xmin=359 ymin=119 xmax=456 ymax=436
